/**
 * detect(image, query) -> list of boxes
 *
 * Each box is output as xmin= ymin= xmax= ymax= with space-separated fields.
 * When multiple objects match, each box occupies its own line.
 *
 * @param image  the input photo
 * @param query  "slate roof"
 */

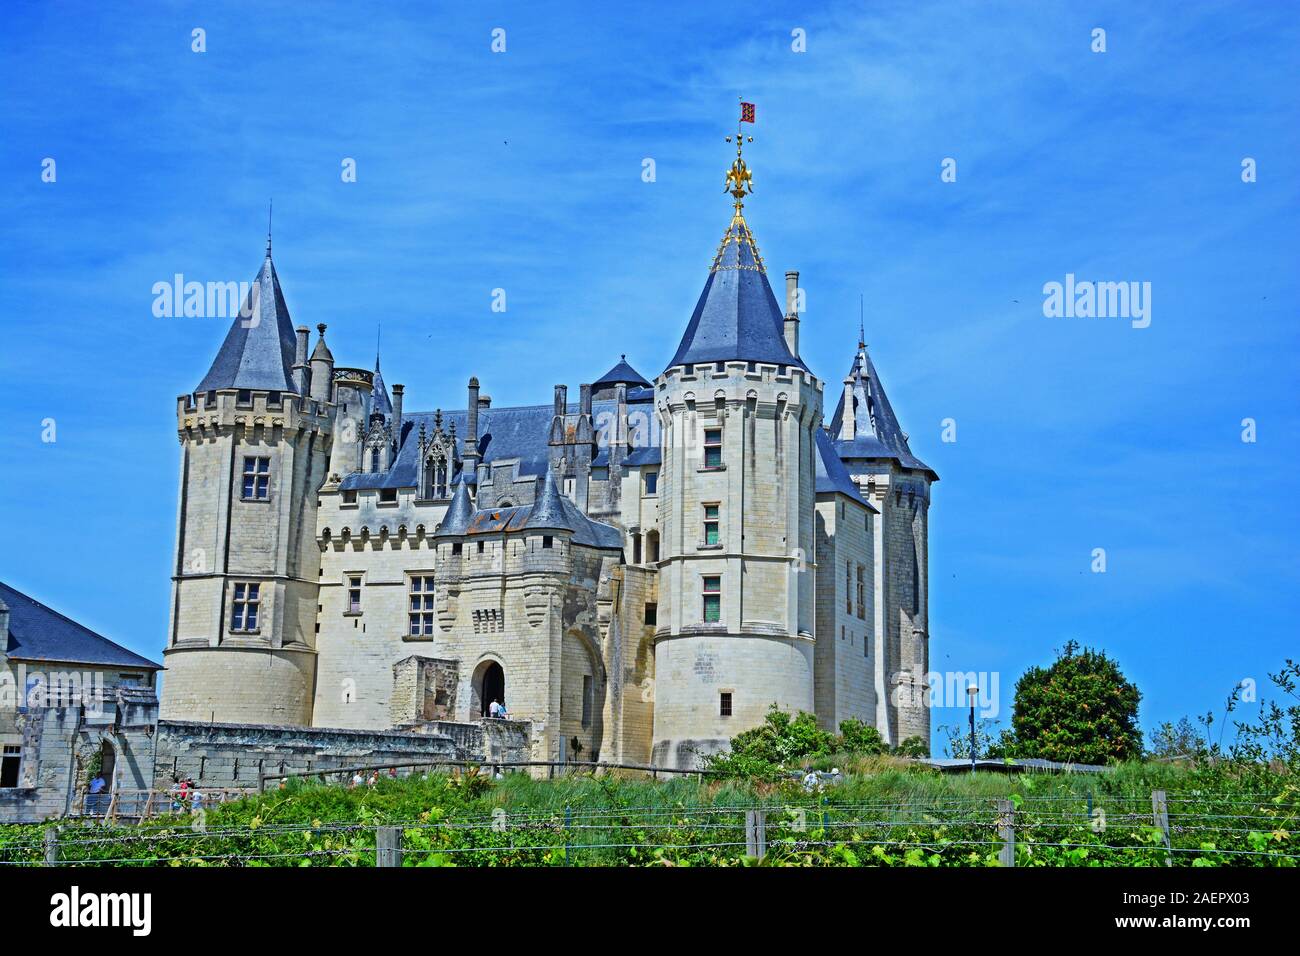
xmin=371 ymin=355 xmax=393 ymax=418
xmin=433 ymin=470 xmax=624 ymax=551
xmin=814 ymin=429 xmax=874 ymax=510
xmin=196 ymin=253 xmax=299 ymax=394
xmin=593 ymin=356 xmax=651 ymax=389
xmin=666 ymin=209 xmax=805 ymax=372
xmin=829 ymin=347 xmax=937 ymax=480
xmin=340 ymin=395 xmax=659 ymax=491
xmin=0 ymin=581 xmax=161 ymax=670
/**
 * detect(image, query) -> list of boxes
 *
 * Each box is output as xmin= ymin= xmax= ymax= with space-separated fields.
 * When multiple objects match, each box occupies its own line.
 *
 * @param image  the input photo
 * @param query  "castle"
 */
xmin=160 ymin=138 xmax=937 ymax=769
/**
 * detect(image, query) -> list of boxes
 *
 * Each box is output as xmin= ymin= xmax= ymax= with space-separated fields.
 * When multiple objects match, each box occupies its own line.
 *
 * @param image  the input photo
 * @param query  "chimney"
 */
xmin=553 ymin=384 xmax=568 ymax=417
xmin=293 ymin=326 xmax=310 ymax=395
xmin=478 ymin=394 xmax=491 ymax=409
xmin=839 ymin=377 xmax=856 ymax=440
xmin=579 ymin=383 xmax=592 ymax=417
xmin=0 ymin=596 xmax=9 ymax=649
xmin=783 ymin=270 xmax=801 ymax=357
xmin=463 ymin=377 xmax=481 ymax=468
xmin=392 ymin=384 xmax=404 ymax=445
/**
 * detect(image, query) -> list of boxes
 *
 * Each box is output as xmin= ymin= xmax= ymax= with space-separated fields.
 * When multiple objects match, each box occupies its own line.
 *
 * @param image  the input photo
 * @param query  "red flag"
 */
xmin=740 ymin=102 xmax=755 ymax=124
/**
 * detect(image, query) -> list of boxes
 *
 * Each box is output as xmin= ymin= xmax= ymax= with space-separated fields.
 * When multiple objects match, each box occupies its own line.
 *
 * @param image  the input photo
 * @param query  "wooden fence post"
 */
xmin=375 ymin=826 xmax=403 ymax=867
xmin=996 ymin=799 xmax=1016 ymax=867
xmin=43 ymin=827 xmax=59 ymax=866
xmin=1151 ymin=790 xmax=1172 ymax=866
xmin=745 ymin=809 xmax=767 ymax=861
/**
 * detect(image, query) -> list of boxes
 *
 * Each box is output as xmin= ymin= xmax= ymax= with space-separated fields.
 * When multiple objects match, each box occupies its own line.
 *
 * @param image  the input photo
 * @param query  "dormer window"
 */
xmin=237 ymin=389 xmax=253 ymax=406
xmin=379 ymin=488 xmax=397 ymax=503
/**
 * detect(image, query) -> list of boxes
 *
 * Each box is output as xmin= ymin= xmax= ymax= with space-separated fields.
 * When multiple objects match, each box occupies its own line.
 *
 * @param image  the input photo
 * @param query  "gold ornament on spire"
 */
xmin=712 ymin=101 xmax=765 ymax=274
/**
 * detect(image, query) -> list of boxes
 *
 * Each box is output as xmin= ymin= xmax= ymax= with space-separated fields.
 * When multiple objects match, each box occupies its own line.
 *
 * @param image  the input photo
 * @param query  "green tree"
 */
xmin=1008 ymin=642 xmax=1142 ymax=764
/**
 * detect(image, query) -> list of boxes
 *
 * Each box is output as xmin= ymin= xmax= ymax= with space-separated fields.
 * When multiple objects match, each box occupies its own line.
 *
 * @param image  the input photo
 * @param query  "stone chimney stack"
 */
xmin=0 ymin=596 xmax=9 ymax=649
xmin=463 ymin=377 xmax=481 ymax=474
xmin=553 ymin=384 xmax=567 ymax=417
xmin=293 ymin=326 xmax=311 ymax=396
xmin=392 ymin=384 xmax=404 ymax=445
xmin=783 ymin=270 xmax=801 ymax=358
xmin=839 ymin=377 xmax=856 ymax=440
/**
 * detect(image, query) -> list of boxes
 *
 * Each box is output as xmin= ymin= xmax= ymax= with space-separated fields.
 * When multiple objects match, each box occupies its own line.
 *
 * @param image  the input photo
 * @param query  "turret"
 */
xmin=309 ymin=323 xmax=334 ymax=403
xmin=652 ymin=130 xmax=822 ymax=768
xmin=164 ymin=242 xmax=330 ymax=727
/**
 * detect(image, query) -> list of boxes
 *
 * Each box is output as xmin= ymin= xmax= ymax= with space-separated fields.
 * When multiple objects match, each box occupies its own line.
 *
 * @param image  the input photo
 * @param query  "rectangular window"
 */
xmin=703 ymin=428 xmax=723 ymax=468
xmin=241 ymin=457 xmax=270 ymax=500
xmin=644 ymin=602 xmax=657 ymax=626
xmin=237 ymin=389 xmax=252 ymax=406
xmin=230 ymin=582 xmax=260 ymax=632
xmin=542 ymin=535 xmax=553 ymax=549
xmin=407 ymin=574 xmax=436 ymax=636
xmin=380 ymin=488 xmax=397 ymax=503
xmin=342 ymin=489 xmax=357 ymax=504
xmin=644 ymin=471 xmax=658 ymax=495
xmin=719 ymin=692 xmax=732 ymax=718
xmin=581 ymin=675 xmax=593 ymax=728
xmin=703 ymin=504 xmax=720 ymax=546
xmin=347 ymin=576 xmax=363 ymax=614
xmin=703 ymin=575 xmax=721 ymax=623
xmin=846 ymin=561 xmax=853 ymax=613
xmin=856 ymin=566 xmax=866 ymax=619
xmin=452 ymin=543 xmax=463 ymax=556
xmin=477 ymin=540 xmax=485 ymax=554
xmin=0 ymin=745 xmax=20 ymax=788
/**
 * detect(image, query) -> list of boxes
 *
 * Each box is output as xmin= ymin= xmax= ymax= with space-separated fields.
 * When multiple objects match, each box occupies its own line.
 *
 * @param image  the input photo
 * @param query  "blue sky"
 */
xmin=1 ymin=1 xmax=1296 ymax=751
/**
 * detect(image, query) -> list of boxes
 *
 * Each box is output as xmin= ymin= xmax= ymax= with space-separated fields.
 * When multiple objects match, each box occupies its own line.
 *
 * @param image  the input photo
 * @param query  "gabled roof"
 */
xmin=196 ymin=252 xmax=299 ymax=394
xmin=593 ymin=356 xmax=650 ymax=389
xmin=0 ymin=581 xmax=161 ymax=670
xmin=666 ymin=209 xmax=805 ymax=372
xmin=829 ymin=346 xmax=937 ymax=480
xmin=814 ymin=429 xmax=874 ymax=510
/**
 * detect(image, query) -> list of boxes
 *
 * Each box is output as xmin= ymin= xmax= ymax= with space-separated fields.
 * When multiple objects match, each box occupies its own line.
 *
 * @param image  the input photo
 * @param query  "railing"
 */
xmin=72 ymin=788 xmax=256 ymax=821
xmin=6 ymin=791 xmax=1296 ymax=867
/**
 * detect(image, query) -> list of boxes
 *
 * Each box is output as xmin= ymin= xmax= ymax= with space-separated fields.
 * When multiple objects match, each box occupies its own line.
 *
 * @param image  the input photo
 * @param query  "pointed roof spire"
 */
xmin=371 ymin=347 xmax=393 ymax=418
xmin=829 ymin=343 xmax=937 ymax=480
xmin=266 ymin=198 xmax=273 ymax=256
xmin=526 ymin=469 xmax=568 ymax=530
xmin=437 ymin=477 xmax=474 ymax=536
xmin=196 ymin=244 xmax=298 ymax=393
xmin=593 ymin=355 xmax=650 ymax=390
xmin=666 ymin=113 xmax=804 ymax=372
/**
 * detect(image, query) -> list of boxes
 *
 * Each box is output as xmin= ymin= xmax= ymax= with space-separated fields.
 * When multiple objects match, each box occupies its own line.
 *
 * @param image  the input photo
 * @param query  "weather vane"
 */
xmin=724 ymin=98 xmax=756 ymax=205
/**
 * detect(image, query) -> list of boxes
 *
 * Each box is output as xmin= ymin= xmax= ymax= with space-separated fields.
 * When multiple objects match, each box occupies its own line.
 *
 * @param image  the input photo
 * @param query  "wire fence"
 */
xmin=3 ymin=790 xmax=1297 ymax=867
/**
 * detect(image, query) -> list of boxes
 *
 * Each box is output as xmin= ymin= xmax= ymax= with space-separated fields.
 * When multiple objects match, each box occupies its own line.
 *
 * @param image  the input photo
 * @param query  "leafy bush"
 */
xmin=1006 ymin=641 xmax=1142 ymax=764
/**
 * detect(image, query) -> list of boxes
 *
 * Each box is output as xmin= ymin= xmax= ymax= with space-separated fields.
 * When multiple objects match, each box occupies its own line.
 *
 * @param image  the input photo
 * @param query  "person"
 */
xmin=497 ymin=702 xmax=509 ymax=719
xmin=388 ymin=767 xmax=398 ymax=779
xmin=351 ymin=771 xmax=364 ymax=788
xmin=802 ymin=767 xmax=819 ymax=793
xmin=169 ymin=778 xmax=182 ymax=812
xmin=367 ymin=770 xmax=379 ymax=786
xmin=191 ymin=787 xmax=205 ymax=813
xmin=88 ymin=773 xmax=108 ymax=815
xmin=488 ymin=699 xmax=501 ymax=719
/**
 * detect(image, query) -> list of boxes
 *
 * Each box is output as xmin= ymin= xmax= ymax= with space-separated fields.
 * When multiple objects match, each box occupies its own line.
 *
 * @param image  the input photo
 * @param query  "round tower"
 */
xmin=162 ymin=250 xmax=332 ymax=726
xmin=651 ymin=131 xmax=823 ymax=768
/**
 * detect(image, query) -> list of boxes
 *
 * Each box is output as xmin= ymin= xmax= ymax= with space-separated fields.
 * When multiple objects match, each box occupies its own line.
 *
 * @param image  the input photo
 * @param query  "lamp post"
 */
xmin=967 ymin=684 xmax=979 ymax=774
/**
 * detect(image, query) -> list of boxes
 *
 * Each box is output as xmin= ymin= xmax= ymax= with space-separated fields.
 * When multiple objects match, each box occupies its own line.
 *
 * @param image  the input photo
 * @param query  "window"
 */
xmin=267 ymin=391 xmax=281 ymax=407
xmin=118 ymin=673 xmax=145 ymax=688
xmin=452 ymin=543 xmax=463 ymax=556
xmin=703 ymin=504 xmax=720 ymax=546
xmin=542 ymin=535 xmax=553 ymax=549
xmin=346 ymin=576 xmax=362 ymax=614
xmin=581 ymin=675 xmax=593 ymax=728
xmin=719 ymin=692 xmax=733 ymax=718
xmin=856 ymin=566 xmax=866 ymax=619
xmin=379 ymin=488 xmax=397 ymax=503
xmin=408 ymin=574 xmax=436 ymax=636
xmin=241 ymin=457 xmax=270 ymax=499
xmin=703 ymin=428 xmax=723 ymax=468
xmin=644 ymin=471 xmax=658 ymax=495
xmin=342 ymin=489 xmax=358 ymax=504
xmin=0 ymin=745 xmax=20 ymax=788
xmin=644 ymin=602 xmax=657 ymax=626
xmin=477 ymin=540 xmax=485 ymax=554
xmin=703 ymin=575 xmax=721 ymax=623
xmin=230 ymin=583 xmax=260 ymax=632
xmin=846 ymin=562 xmax=853 ymax=613
xmin=912 ymin=548 xmax=920 ymax=613
xmin=237 ymin=389 xmax=252 ymax=406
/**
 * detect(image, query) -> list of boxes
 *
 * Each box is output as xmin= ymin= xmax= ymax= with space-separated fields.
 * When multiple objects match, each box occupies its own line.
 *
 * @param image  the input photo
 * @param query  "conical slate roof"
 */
xmin=666 ymin=209 xmax=804 ymax=372
xmin=829 ymin=346 xmax=937 ymax=480
xmin=436 ymin=478 xmax=474 ymax=535
xmin=526 ymin=469 xmax=568 ymax=530
xmin=196 ymin=252 xmax=299 ymax=393
xmin=593 ymin=355 xmax=650 ymax=389
xmin=371 ymin=354 xmax=393 ymax=417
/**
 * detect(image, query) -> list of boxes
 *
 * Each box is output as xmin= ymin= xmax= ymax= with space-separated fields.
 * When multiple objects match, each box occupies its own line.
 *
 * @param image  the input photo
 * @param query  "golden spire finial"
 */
xmin=724 ymin=98 xmax=756 ymax=209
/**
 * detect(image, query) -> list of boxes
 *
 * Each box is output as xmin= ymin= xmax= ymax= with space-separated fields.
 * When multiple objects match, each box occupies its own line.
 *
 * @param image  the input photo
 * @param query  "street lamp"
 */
xmin=967 ymin=684 xmax=979 ymax=774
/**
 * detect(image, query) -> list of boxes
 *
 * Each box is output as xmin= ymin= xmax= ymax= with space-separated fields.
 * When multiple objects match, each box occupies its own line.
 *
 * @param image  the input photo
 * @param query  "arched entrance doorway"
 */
xmin=474 ymin=660 xmax=505 ymax=717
